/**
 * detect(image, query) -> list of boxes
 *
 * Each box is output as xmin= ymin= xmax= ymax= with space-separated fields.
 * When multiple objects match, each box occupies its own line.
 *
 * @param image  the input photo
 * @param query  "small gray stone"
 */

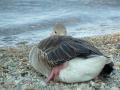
xmin=0 ymin=78 xmax=4 ymax=83
xmin=22 ymin=85 xmax=39 ymax=90
xmin=76 ymin=87 xmax=83 ymax=90
xmin=0 ymin=53 xmax=3 ymax=58
xmin=111 ymin=86 xmax=119 ymax=90
xmin=39 ymin=81 xmax=47 ymax=86
xmin=115 ymin=62 xmax=120 ymax=67
xmin=100 ymin=83 xmax=106 ymax=89
xmin=116 ymin=43 xmax=120 ymax=49
xmin=90 ymin=81 xmax=96 ymax=87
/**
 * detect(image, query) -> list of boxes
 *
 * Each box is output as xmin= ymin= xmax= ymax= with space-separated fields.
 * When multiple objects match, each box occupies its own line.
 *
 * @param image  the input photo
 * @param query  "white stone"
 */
xmin=111 ymin=86 xmax=119 ymax=90
xmin=39 ymin=81 xmax=47 ymax=86
xmin=0 ymin=53 xmax=3 ymax=58
xmin=100 ymin=83 xmax=106 ymax=89
xmin=76 ymin=87 xmax=83 ymax=90
xmin=90 ymin=81 xmax=96 ymax=87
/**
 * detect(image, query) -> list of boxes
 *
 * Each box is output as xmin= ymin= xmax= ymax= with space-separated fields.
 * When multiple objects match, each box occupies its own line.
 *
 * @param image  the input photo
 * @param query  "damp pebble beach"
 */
xmin=0 ymin=33 xmax=120 ymax=90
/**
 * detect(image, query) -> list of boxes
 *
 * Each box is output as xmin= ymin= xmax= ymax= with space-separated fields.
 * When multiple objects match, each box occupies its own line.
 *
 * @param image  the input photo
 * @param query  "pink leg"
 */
xmin=93 ymin=76 xmax=99 ymax=81
xmin=45 ymin=63 xmax=67 ymax=82
xmin=54 ymin=73 xmax=59 ymax=82
xmin=45 ymin=69 xmax=54 ymax=82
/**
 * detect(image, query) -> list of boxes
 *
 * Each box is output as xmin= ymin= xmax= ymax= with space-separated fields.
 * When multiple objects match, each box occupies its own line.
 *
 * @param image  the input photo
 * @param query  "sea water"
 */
xmin=0 ymin=0 xmax=120 ymax=47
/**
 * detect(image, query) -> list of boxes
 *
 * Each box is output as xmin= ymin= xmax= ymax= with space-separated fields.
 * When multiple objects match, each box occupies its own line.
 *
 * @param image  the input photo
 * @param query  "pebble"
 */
xmin=15 ymin=41 xmax=28 ymax=45
xmin=3 ymin=70 xmax=9 ymax=73
xmin=111 ymin=86 xmax=119 ymax=90
xmin=0 ymin=82 xmax=4 ymax=85
xmin=3 ymin=84 xmax=8 ymax=88
xmin=0 ymin=53 xmax=3 ymax=58
xmin=76 ymin=87 xmax=83 ymax=90
xmin=116 ymin=43 xmax=120 ymax=49
xmin=21 ymin=72 xmax=28 ymax=77
xmin=90 ymin=81 xmax=96 ymax=87
xmin=115 ymin=62 xmax=120 ymax=67
xmin=79 ymin=84 xmax=86 ymax=89
xmin=100 ymin=83 xmax=106 ymax=89
xmin=39 ymin=81 xmax=47 ymax=86
xmin=22 ymin=85 xmax=39 ymax=90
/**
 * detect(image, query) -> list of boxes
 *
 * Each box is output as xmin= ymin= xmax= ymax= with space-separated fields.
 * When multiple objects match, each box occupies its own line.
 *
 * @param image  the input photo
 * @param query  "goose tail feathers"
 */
xmin=100 ymin=56 xmax=114 ymax=75
xmin=29 ymin=45 xmax=51 ymax=77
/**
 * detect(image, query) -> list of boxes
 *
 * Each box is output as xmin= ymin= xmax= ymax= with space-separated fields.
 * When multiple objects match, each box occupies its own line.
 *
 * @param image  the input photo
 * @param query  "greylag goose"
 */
xmin=29 ymin=24 xmax=114 ymax=83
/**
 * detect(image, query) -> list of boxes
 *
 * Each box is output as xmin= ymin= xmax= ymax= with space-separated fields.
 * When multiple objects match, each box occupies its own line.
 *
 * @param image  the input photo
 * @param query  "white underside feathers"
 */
xmin=59 ymin=56 xmax=110 ymax=83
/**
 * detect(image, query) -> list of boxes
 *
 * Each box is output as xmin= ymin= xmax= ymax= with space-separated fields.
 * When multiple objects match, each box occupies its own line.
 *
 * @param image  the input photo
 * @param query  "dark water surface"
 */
xmin=0 ymin=0 xmax=120 ymax=47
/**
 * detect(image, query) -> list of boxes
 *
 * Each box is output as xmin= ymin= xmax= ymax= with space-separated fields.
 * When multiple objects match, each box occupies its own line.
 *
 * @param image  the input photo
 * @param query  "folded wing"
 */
xmin=38 ymin=35 xmax=103 ymax=66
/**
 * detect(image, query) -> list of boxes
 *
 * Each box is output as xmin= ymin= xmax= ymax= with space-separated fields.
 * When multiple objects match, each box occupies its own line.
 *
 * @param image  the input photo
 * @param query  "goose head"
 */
xmin=51 ymin=24 xmax=67 ymax=36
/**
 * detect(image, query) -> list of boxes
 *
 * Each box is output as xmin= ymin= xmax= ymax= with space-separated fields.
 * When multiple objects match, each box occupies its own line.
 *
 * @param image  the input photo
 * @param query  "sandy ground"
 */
xmin=0 ymin=33 xmax=120 ymax=90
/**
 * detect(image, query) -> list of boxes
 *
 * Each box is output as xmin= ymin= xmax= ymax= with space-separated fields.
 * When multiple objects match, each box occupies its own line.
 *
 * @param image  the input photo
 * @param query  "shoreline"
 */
xmin=0 ymin=30 xmax=120 ymax=47
xmin=0 ymin=32 xmax=120 ymax=89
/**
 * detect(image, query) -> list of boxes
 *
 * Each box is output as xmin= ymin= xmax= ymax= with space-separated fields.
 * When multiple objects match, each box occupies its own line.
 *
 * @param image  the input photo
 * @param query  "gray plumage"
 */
xmin=38 ymin=35 xmax=103 ymax=66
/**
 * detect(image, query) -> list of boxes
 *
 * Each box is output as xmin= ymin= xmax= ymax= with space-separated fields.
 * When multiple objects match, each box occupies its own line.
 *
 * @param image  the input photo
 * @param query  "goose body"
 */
xmin=29 ymin=24 xmax=114 ymax=83
xmin=59 ymin=56 xmax=110 ymax=83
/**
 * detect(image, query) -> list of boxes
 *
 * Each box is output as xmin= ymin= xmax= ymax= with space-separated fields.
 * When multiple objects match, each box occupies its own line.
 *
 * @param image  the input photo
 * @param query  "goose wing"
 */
xmin=38 ymin=35 xmax=103 ymax=66
xmin=76 ymin=39 xmax=103 ymax=55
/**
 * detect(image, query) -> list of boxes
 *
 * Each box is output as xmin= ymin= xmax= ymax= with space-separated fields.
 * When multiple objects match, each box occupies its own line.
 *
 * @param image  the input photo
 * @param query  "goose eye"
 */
xmin=55 ymin=31 xmax=57 ymax=33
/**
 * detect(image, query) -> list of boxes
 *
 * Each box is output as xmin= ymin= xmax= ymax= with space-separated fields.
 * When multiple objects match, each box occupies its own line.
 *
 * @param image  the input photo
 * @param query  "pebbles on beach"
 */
xmin=0 ymin=33 xmax=120 ymax=90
